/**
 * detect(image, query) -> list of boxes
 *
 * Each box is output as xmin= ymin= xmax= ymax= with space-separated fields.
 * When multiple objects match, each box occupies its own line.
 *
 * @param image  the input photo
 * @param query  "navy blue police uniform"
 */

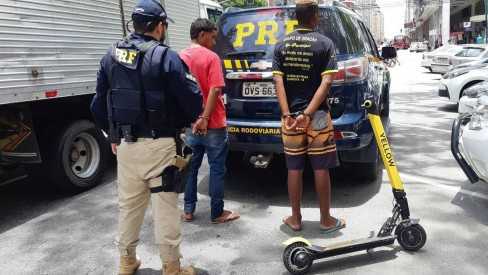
xmin=90 ymin=0 xmax=202 ymax=273
xmin=91 ymin=33 xmax=202 ymax=140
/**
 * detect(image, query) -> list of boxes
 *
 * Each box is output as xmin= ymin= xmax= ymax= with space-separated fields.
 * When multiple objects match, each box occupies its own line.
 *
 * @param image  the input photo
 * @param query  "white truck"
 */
xmin=0 ymin=0 xmax=200 ymax=191
xmin=199 ymin=0 xmax=223 ymax=23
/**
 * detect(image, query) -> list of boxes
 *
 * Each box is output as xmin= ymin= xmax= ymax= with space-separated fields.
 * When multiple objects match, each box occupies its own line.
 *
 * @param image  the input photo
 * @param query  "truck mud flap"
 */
xmin=451 ymin=116 xmax=479 ymax=183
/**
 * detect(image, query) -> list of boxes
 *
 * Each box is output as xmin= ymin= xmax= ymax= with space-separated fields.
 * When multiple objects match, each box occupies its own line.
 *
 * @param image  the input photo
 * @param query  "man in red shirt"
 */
xmin=179 ymin=19 xmax=240 ymax=224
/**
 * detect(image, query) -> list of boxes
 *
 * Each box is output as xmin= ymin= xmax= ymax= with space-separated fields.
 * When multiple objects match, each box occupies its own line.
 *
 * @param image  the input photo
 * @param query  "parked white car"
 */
xmin=410 ymin=42 xmax=420 ymax=52
xmin=417 ymin=41 xmax=429 ymax=52
xmin=450 ymin=44 xmax=488 ymax=67
xmin=452 ymin=57 xmax=488 ymax=70
xmin=438 ymin=66 xmax=488 ymax=104
xmin=410 ymin=41 xmax=428 ymax=52
xmin=451 ymin=82 xmax=488 ymax=184
xmin=421 ymin=45 xmax=462 ymax=72
xmin=430 ymin=46 xmax=464 ymax=73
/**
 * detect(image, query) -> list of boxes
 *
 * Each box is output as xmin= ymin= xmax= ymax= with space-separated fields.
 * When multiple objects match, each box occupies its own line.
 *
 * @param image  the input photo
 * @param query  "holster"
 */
xmin=149 ymin=132 xmax=192 ymax=194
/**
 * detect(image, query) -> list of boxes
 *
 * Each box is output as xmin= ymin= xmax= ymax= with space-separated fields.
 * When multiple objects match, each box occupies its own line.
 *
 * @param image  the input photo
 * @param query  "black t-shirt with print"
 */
xmin=272 ymin=28 xmax=337 ymax=113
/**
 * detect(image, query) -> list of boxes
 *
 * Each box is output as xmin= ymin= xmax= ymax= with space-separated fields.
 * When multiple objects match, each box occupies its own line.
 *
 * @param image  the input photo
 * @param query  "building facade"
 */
xmin=341 ymin=0 xmax=385 ymax=42
xmin=405 ymin=0 xmax=487 ymax=47
xmin=371 ymin=3 xmax=385 ymax=42
xmin=268 ymin=0 xmax=385 ymax=42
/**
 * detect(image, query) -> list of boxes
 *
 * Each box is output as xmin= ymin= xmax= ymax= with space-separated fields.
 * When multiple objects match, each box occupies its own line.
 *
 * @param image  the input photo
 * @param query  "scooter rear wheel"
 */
xmin=283 ymin=242 xmax=313 ymax=275
xmin=397 ymin=224 xmax=427 ymax=251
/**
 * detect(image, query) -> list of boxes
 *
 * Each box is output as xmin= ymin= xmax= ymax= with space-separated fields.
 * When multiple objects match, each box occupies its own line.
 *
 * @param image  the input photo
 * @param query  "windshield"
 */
xmin=445 ymin=47 xmax=462 ymax=54
xmin=215 ymin=7 xmax=348 ymax=59
xmin=207 ymin=8 xmax=222 ymax=24
xmin=456 ymin=47 xmax=485 ymax=57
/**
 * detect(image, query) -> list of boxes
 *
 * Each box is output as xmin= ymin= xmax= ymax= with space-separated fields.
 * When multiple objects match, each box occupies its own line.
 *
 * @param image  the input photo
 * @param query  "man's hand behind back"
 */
xmin=192 ymin=117 xmax=208 ymax=135
xmin=295 ymin=114 xmax=311 ymax=132
xmin=284 ymin=116 xmax=297 ymax=131
xmin=284 ymin=115 xmax=310 ymax=132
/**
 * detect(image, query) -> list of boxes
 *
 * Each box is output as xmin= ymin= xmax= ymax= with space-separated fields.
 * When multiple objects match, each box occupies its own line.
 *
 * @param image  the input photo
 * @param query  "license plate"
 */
xmin=436 ymin=57 xmax=449 ymax=64
xmin=242 ymin=82 xmax=276 ymax=97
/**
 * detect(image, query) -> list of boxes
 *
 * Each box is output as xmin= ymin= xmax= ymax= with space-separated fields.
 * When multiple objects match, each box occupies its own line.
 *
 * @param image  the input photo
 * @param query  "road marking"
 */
xmin=391 ymin=122 xmax=452 ymax=134
xmin=399 ymin=173 xmax=488 ymax=201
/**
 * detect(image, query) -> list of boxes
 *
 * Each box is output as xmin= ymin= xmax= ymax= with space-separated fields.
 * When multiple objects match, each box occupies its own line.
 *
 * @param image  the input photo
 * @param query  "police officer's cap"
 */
xmin=132 ymin=0 xmax=174 ymax=23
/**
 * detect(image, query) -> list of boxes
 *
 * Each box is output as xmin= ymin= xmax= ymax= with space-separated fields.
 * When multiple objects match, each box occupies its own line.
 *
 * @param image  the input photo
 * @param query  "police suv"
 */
xmin=214 ymin=3 xmax=391 ymax=179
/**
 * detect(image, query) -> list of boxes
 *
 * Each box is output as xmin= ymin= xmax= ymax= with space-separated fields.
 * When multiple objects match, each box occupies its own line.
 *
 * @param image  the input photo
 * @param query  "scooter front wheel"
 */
xmin=397 ymin=224 xmax=427 ymax=251
xmin=283 ymin=242 xmax=313 ymax=275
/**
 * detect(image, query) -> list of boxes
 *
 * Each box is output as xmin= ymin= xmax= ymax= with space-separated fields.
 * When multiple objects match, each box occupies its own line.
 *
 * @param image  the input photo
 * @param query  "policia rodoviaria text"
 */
xmin=90 ymin=0 xmax=202 ymax=275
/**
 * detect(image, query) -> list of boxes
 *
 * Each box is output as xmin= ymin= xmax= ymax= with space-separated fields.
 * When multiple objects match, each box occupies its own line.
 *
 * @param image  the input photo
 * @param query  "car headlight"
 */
xmin=464 ymin=82 xmax=488 ymax=97
xmin=469 ymin=103 xmax=488 ymax=130
xmin=445 ymin=69 xmax=469 ymax=79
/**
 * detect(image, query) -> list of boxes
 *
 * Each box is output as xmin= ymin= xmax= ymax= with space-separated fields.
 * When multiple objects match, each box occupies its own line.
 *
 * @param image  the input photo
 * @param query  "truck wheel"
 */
xmin=45 ymin=120 xmax=109 ymax=192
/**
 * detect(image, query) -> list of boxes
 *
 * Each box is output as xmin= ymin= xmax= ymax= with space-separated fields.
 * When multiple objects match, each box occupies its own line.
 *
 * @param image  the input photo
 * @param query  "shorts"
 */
xmin=282 ymin=112 xmax=339 ymax=170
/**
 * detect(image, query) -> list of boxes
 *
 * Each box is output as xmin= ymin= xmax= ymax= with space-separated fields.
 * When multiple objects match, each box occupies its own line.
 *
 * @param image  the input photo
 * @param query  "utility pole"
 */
xmin=441 ymin=0 xmax=450 ymax=45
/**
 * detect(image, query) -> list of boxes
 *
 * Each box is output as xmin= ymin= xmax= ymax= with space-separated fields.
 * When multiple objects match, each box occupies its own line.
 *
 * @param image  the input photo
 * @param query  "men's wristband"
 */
xmin=281 ymin=113 xmax=292 ymax=119
xmin=199 ymin=115 xmax=209 ymax=120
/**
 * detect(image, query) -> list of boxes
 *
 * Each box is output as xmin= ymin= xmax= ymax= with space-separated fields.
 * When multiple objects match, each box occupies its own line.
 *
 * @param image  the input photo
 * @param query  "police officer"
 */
xmin=90 ymin=0 xmax=202 ymax=274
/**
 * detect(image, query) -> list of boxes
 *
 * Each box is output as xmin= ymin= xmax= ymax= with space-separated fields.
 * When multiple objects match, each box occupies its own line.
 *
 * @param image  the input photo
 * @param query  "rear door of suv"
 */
xmin=214 ymin=7 xmax=349 ymax=122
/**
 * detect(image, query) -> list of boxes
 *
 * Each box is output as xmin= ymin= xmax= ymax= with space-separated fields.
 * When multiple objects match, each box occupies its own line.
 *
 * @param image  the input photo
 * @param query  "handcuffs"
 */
xmin=282 ymin=110 xmax=328 ymax=131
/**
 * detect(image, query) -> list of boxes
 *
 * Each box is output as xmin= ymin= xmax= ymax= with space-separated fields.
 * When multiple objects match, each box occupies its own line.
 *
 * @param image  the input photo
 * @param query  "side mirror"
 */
xmin=381 ymin=46 xmax=397 ymax=59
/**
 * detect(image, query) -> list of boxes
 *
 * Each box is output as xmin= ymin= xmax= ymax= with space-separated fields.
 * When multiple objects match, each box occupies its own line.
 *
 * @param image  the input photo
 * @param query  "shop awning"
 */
xmin=470 ymin=14 xmax=486 ymax=23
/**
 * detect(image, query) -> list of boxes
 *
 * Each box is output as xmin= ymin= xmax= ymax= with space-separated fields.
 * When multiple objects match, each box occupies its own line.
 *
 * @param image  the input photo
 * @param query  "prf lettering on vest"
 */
xmin=116 ymin=49 xmax=138 ymax=64
xmin=233 ymin=20 xmax=299 ymax=48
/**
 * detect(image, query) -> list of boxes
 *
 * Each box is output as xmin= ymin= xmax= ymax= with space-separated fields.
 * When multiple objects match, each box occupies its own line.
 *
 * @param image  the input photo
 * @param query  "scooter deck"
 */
xmin=308 ymin=236 xmax=396 ymax=259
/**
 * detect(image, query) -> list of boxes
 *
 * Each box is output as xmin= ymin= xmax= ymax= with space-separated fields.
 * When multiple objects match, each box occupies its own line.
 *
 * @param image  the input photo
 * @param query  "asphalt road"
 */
xmin=1 ymin=51 xmax=488 ymax=275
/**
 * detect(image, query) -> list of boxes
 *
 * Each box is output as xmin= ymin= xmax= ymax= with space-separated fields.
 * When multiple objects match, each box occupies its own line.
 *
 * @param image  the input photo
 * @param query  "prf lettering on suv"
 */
xmin=214 ymin=2 xmax=391 ymax=180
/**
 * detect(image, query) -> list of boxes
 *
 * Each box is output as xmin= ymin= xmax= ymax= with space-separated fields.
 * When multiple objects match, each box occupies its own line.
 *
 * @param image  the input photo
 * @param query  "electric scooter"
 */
xmin=282 ymin=100 xmax=427 ymax=275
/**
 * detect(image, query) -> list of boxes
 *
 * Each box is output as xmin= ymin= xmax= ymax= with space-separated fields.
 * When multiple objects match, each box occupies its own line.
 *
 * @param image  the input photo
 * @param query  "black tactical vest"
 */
xmin=107 ymin=38 xmax=171 ymax=140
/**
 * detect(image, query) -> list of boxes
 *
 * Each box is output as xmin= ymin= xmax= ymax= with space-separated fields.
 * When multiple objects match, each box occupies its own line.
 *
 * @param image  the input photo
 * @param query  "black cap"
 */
xmin=131 ymin=0 xmax=174 ymax=23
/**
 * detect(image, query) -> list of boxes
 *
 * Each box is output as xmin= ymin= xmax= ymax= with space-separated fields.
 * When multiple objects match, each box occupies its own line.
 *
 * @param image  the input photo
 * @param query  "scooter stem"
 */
xmin=365 ymin=101 xmax=410 ymax=220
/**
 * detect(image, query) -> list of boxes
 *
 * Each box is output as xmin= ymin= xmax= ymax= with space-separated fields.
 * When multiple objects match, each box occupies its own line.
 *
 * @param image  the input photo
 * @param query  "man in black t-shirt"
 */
xmin=272 ymin=0 xmax=345 ymax=233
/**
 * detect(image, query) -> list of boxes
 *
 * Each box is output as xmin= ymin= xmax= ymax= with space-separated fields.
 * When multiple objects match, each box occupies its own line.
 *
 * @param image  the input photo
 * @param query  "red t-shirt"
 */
xmin=179 ymin=46 xmax=226 ymax=129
